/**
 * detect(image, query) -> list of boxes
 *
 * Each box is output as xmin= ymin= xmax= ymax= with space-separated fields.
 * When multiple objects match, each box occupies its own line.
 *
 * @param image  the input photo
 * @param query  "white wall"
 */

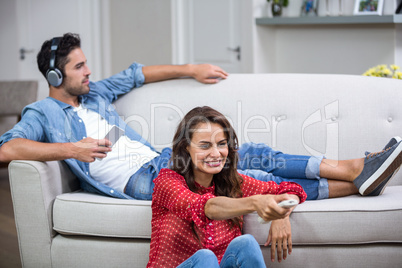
xmin=109 ymin=0 xmax=173 ymax=74
xmin=251 ymin=0 xmax=401 ymax=75
xmin=0 ymin=1 xmax=21 ymax=135
xmin=0 ymin=0 xmax=19 ymax=80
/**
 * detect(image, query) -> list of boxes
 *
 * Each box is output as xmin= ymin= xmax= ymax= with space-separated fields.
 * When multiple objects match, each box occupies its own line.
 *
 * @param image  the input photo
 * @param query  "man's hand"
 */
xmin=70 ymin=137 xmax=112 ymax=162
xmin=190 ymin=64 xmax=228 ymax=84
xmin=266 ymin=217 xmax=292 ymax=263
xmin=142 ymin=64 xmax=228 ymax=84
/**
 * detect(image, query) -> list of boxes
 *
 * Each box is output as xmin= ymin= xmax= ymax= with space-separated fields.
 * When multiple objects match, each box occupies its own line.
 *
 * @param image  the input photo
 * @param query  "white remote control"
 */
xmin=277 ymin=199 xmax=299 ymax=209
xmin=257 ymin=199 xmax=299 ymax=224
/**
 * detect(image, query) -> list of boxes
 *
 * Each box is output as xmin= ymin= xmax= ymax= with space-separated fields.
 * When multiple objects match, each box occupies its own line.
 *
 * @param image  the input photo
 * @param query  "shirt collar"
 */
xmin=47 ymin=95 xmax=87 ymax=111
xmin=195 ymin=180 xmax=215 ymax=194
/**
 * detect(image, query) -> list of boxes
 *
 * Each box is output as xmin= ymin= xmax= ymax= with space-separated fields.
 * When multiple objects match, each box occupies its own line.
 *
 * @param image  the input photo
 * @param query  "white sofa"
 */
xmin=9 ymin=74 xmax=402 ymax=267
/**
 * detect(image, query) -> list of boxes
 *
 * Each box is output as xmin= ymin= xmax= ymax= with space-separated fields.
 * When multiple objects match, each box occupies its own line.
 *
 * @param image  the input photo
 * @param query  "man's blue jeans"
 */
xmin=177 ymin=234 xmax=265 ymax=268
xmin=237 ymin=143 xmax=328 ymax=200
xmin=125 ymin=142 xmax=328 ymax=200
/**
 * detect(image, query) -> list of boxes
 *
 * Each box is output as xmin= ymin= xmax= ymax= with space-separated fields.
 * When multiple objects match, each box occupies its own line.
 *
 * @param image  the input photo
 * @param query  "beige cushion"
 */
xmin=244 ymin=186 xmax=402 ymax=245
xmin=54 ymin=186 xmax=402 ymax=246
xmin=53 ymin=192 xmax=152 ymax=238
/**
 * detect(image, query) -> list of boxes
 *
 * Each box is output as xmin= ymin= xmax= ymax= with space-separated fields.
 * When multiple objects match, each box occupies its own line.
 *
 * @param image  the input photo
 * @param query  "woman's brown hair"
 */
xmin=170 ymin=106 xmax=244 ymax=227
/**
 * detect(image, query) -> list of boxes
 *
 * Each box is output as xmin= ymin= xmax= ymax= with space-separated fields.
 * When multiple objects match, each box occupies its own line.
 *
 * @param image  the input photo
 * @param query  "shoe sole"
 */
xmin=372 ymin=137 xmax=402 ymax=196
xmin=359 ymin=142 xmax=402 ymax=195
xmin=377 ymin=166 xmax=401 ymax=195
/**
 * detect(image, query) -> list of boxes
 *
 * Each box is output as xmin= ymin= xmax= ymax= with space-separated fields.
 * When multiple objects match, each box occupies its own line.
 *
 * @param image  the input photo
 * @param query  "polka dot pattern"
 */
xmin=146 ymin=169 xmax=307 ymax=267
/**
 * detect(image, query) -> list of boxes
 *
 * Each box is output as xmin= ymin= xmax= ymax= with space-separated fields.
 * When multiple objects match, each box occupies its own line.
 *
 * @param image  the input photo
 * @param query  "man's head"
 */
xmin=37 ymin=33 xmax=81 ymax=87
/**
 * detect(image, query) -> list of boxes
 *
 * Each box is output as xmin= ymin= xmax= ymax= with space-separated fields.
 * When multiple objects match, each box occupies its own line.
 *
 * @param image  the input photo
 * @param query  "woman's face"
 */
xmin=186 ymin=122 xmax=229 ymax=183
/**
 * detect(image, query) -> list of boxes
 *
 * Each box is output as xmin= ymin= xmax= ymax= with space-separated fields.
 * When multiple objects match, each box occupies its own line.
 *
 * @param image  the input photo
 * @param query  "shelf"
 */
xmin=256 ymin=14 xmax=402 ymax=26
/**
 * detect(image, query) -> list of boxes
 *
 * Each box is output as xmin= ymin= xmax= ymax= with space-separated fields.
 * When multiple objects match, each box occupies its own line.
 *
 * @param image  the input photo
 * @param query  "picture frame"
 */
xmin=353 ymin=0 xmax=384 ymax=15
xmin=301 ymin=0 xmax=319 ymax=16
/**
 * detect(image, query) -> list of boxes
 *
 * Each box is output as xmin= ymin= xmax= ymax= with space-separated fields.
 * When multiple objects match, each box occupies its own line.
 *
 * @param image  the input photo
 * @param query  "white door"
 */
xmin=13 ymin=0 xmax=104 ymax=100
xmin=173 ymin=0 xmax=242 ymax=73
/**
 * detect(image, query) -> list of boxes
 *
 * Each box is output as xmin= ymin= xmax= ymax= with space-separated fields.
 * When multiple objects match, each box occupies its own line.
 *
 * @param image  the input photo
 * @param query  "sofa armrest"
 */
xmin=8 ymin=160 xmax=79 ymax=267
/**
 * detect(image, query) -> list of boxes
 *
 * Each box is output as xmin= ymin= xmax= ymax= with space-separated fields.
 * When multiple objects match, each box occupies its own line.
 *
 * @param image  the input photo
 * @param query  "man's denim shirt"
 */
xmin=0 ymin=62 xmax=155 ymax=199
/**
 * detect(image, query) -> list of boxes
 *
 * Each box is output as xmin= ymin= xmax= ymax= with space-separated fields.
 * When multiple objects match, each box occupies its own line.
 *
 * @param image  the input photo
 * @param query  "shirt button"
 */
xmin=83 ymin=136 xmax=86 ymax=139
xmin=79 ymin=119 xmax=82 ymax=123
xmin=86 ymin=172 xmax=89 ymax=175
xmin=110 ymin=190 xmax=114 ymax=194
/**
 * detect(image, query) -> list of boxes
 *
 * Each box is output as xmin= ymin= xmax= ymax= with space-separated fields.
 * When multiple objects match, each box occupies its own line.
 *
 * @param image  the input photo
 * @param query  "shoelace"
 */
xmin=365 ymin=147 xmax=391 ymax=159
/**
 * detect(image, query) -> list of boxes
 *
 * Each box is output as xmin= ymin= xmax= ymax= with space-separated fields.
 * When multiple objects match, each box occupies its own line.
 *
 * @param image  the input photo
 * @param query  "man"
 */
xmin=0 ymin=33 xmax=228 ymax=199
xmin=0 ymin=33 xmax=401 ymax=202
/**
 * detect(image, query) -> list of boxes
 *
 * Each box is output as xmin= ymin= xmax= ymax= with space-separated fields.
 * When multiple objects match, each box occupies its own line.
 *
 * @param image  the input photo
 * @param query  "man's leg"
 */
xmin=238 ymin=141 xmax=402 ymax=196
xmin=238 ymin=169 xmax=358 ymax=199
xmin=124 ymin=148 xmax=172 ymax=200
xmin=237 ymin=142 xmax=321 ymax=179
xmin=238 ymin=169 xmax=328 ymax=200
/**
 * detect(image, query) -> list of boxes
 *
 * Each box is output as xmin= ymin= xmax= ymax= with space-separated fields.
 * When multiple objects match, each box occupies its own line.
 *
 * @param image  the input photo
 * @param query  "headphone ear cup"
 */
xmin=46 ymin=68 xmax=63 ymax=87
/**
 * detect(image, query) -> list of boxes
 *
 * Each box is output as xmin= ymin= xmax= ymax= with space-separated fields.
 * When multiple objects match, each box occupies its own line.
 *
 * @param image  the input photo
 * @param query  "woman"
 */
xmin=147 ymin=106 xmax=307 ymax=267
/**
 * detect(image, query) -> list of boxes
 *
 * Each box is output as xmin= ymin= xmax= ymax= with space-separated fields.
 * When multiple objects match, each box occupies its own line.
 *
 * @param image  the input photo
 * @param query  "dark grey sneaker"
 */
xmin=383 ymin=136 xmax=402 ymax=150
xmin=354 ymin=140 xmax=402 ymax=196
xmin=367 ymin=136 xmax=402 ymax=196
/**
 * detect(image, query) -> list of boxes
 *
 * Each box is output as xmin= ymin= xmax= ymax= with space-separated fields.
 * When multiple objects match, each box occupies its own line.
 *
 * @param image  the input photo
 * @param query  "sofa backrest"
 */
xmin=114 ymin=74 xmax=402 ymax=185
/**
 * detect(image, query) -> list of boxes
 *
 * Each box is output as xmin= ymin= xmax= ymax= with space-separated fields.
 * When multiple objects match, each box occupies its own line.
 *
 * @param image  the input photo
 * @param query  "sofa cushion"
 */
xmin=244 ymin=186 xmax=402 ymax=245
xmin=54 ymin=186 xmax=402 ymax=245
xmin=53 ymin=192 xmax=152 ymax=238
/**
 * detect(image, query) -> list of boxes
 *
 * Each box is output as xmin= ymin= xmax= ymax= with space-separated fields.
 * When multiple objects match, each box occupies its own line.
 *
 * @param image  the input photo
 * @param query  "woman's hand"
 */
xmin=254 ymin=194 xmax=292 ymax=222
xmin=266 ymin=217 xmax=292 ymax=263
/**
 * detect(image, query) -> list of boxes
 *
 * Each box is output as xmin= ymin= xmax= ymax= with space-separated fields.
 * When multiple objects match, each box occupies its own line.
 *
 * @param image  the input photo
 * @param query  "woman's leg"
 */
xmin=220 ymin=234 xmax=265 ymax=268
xmin=177 ymin=249 xmax=219 ymax=268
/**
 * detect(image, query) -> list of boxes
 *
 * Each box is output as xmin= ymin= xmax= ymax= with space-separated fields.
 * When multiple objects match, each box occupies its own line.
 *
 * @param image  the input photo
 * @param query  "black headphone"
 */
xmin=46 ymin=37 xmax=63 ymax=87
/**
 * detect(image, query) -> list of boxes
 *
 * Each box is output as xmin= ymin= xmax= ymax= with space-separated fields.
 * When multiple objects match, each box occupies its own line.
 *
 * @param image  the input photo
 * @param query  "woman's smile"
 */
xmin=186 ymin=122 xmax=229 ymax=186
xmin=203 ymin=159 xmax=224 ymax=167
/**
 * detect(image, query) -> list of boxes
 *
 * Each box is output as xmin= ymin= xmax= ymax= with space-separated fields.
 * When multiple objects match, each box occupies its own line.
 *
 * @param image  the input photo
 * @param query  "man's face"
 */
xmin=62 ymin=48 xmax=92 ymax=96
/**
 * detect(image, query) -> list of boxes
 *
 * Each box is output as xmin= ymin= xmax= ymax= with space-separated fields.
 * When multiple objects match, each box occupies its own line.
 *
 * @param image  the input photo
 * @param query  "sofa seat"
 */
xmin=54 ymin=186 xmax=402 ymax=246
xmin=245 ymin=185 xmax=402 ymax=245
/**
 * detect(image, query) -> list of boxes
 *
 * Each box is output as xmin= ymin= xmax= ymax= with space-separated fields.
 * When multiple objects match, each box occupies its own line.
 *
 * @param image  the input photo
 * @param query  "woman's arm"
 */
xmin=204 ymin=194 xmax=299 ymax=222
xmin=142 ymin=64 xmax=228 ymax=84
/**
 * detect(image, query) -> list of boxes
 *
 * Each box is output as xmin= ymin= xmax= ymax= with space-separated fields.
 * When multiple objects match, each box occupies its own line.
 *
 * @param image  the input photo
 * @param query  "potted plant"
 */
xmin=267 ymin=0 xmax=289 ymax=16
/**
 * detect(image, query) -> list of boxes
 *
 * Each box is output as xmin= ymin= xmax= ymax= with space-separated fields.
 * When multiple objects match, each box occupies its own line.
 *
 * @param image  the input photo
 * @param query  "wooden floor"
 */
xmin=0 ymin=167 xmax=22 ymax=267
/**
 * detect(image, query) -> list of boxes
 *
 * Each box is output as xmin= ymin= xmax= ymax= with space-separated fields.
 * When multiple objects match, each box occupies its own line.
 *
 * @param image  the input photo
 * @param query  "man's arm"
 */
xmin=142 ymin=64 xmax=228 ymax=84
xmin=0 ymin=138 xmax=112 ymax=163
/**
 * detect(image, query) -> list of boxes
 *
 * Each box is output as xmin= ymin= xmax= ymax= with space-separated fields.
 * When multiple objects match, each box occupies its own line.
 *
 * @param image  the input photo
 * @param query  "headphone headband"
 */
xmin=46 ymin=37 xmax=63 ymax=87
xmin=49 ymin=37 xmax=61 ymax=69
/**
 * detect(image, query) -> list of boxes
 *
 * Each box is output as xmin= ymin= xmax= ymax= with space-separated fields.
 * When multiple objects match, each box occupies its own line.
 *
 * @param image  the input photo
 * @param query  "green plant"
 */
xmin=363 ymin=64 xmax=402 ymax=79
xmin=267 ymin=0 xmax=289 ymax=7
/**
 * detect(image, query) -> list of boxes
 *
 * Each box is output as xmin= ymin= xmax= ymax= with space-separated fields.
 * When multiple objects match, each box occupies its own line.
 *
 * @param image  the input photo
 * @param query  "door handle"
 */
xmin=20 ymin=48 xmax=35 ymax=60
xmin=227 ymin=46 xmax=241 ymax=61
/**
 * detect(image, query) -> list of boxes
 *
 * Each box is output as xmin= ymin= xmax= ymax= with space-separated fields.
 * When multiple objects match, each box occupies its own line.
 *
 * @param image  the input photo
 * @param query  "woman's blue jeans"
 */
xmin=125 ymin=142 xmax=328 ymax=200
xmin=177 ymin=234 xmax=265 ymax=268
